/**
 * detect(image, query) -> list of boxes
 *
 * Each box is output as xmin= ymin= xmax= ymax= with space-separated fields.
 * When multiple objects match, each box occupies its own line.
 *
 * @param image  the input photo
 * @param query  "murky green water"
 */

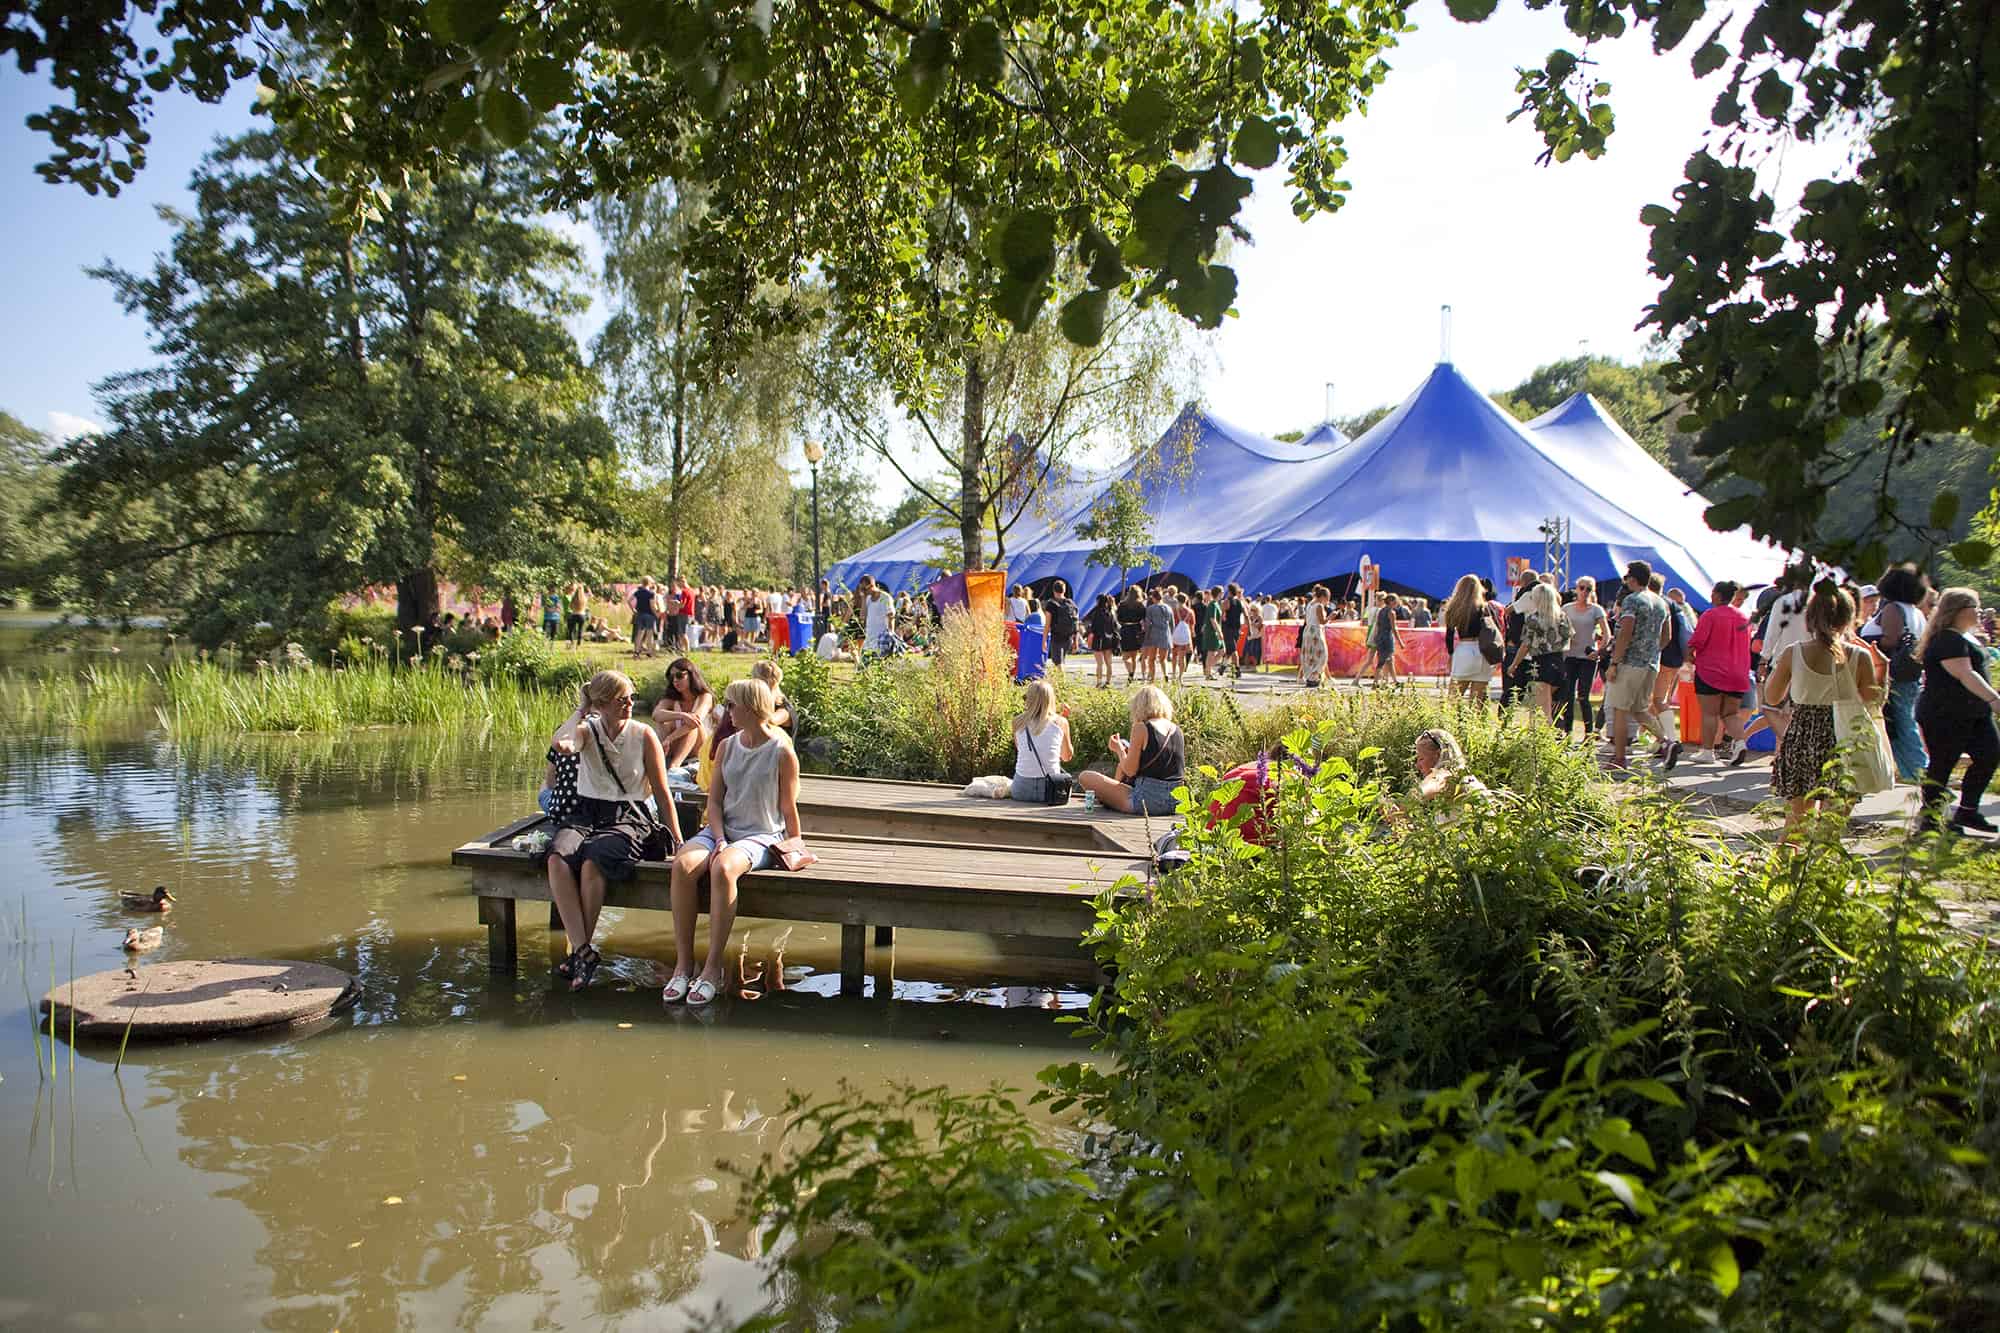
xmin=0 ymin=723 xmax=1091 ymax=1329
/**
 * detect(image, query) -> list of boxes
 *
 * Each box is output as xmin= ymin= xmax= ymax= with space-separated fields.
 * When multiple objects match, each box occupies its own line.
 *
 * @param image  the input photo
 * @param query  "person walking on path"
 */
xmin=1501 ymin=567 xmax=1540 ymax=707
xmin=1603 ymin=560 xmax=1683 ymax=772
xmin=1650 ymin=580 xmax=1695 ymax=724
xmin=1142 ymin=587 xmax=1174 ymax=684
xmin=1299 ymin=584 xmax=1332 ymax=688
xmin=1558 ymin=578 xmax=1609 ymax=737
xmin=1354 ymin=593 xmax=1406 ymax=686
xmin=1914 ymin=587 xmax=2000 ymax=836
xmin=565 ymin=581 xmax=590 ymax=648
xmin=1168 ymin=591 xmax=1194 ymax=681
xmin=1861 ymin=563 xmax=1932 ymax=784
xmin=1222 ymin=583 xmax=1246 ymax=679
xmin=1441 ymin=574 xmax=1495 ymax=704
xmin=629 ymin=577 xmax=660 ymax=658
xmin=1116 ymin=586 xmax=1145 ymax=683
xmin=1508 ymin=581 xmax=1570 ymax=721
xmin=1687 ymin=581 xmax=1753 ymax=760
xmin=1046 ymin=581 xmax=1079 ymax=669
xmin=1764 ymin=581 xmax=1882 ymax=838
xmin=1196 ymin=586 xmax=1226 ymax=679
xmin=1087 ymin=593 xmax=1119 ymax=688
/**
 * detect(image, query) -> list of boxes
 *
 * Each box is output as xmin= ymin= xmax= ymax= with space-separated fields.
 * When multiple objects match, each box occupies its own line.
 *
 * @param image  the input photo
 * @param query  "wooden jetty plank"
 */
xmin=457 ymin=773 xmax=1164 ymax=995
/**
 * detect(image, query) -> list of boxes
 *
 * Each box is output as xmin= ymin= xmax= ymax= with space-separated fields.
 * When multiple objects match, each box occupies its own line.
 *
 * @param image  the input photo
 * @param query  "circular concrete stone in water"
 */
xmin=40 ymin=958 xmax=358 ymax=1039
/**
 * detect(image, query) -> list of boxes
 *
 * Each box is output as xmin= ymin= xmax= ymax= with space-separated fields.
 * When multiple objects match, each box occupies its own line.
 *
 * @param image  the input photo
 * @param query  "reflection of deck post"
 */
xmin=479 ymin=896 xmax=517 ymax=972
xmin=840 ymin=924 xmax=866 ymax=996
xmin=874 ymin=925 xmax=894 ymax=946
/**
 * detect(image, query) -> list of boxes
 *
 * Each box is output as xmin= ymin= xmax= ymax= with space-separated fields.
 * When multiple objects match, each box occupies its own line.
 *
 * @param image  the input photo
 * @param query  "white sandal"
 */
xmin=661 ymin=973 xmax=691 ymax=1004
xmin=687 ymin=976 xmax=720 ymax=1007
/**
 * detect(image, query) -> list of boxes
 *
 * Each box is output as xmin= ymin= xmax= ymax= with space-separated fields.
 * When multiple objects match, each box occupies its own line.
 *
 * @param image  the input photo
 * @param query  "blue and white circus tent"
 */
xmin=827 ymin=361 xmax=1786 ymax=607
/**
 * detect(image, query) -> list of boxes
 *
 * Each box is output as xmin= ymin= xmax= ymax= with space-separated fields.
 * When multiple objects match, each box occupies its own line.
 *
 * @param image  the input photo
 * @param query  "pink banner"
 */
xmin=1259 ymin=622 xmax=1451 ymax=677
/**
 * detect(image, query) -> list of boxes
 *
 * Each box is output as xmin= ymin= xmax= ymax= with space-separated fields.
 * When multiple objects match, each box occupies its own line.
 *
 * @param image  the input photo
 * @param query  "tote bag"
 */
xmin=1831 ymin=686 xmax=1895 ymax=797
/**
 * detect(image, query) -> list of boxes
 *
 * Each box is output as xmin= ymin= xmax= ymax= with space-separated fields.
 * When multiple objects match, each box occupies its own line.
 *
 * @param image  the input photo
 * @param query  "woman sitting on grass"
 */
xmin=548 ymin=670 xmax=680 ymax=990
xmin=650 ymin=657 xmax=713 ymax=772
xmin=1010 ymin=680 xmax=1073 ymax=802
xmin=1383 ymin=728 xmax=1490 ymax=828
xmin=664 ymin=678 xmax=801 ymax=1007
xmin=1079 ymin=685 xmax=1185 ymax=816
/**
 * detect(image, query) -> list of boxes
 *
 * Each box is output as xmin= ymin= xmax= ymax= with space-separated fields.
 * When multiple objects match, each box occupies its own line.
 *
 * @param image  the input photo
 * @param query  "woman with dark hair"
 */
xmin=1116 ymin=586 xmax=1145 ymax=683
xmin=1142 ymin=587 xmax=1174 ymax=684
xmin=1764 ymin=581 xmax=1882 ymax=836
xmin=1862 ymin=562 xmax=1932 ymax=783
xmin=1045 ymin=580 xmax=1079 ymax=668
xmin=649 ymin=657 xmax=714 ymax=771
xmin=1087 ymin=592 xmax=1119 ymax=688
xmin=1222 ymin=583 xmax=1246 ymax=678
xmin=1687 ymin=580 xmax=1753 ymax=760
xmin=1914 ymin=587 xmax=2000 ymax=835
xmin=1196 ymin=585 xmax=1226 ymax=679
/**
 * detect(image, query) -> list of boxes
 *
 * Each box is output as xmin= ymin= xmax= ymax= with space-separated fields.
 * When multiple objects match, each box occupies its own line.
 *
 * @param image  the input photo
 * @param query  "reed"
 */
xmin=112 ymin=974 xmax=150 ymax=1074
xmin=0 ymin=663 xmax=158 ymax=730
xmin=158 ymin=658 xmax=574 ymax=737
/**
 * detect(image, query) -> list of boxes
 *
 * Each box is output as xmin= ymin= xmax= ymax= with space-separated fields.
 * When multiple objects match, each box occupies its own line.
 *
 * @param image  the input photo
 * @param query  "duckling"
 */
xmin=120 ymin=885 xmax=175 ymax=912
xmin=122 ymin=925 xmax=164 ymax=952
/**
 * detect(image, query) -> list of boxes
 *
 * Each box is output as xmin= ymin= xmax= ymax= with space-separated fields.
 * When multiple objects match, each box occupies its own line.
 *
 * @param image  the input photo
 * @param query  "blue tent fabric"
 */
xmin=1297 ymin=421 xmax=1351 ymax=447
xmin=828 ymin=366 xmax=1784 ymax=608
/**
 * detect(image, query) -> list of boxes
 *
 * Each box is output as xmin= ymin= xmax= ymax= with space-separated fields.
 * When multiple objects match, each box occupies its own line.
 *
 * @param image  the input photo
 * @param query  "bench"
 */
xmin=452 ymin=805 xmax=1155 ymax=995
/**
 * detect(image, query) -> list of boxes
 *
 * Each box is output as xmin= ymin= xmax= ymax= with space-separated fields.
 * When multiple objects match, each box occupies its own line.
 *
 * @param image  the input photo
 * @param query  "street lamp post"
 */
xmin=804 ymin=440 xmax=825 ymax=613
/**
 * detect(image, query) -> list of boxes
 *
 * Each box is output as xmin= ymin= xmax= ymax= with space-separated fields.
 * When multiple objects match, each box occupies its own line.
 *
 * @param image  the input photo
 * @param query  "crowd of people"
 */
xmin=528 ymin=575 xmax=937 ymax=660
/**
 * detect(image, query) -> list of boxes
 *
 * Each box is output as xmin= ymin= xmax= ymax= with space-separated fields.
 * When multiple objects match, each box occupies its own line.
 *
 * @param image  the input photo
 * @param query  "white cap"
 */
xmin=1859 ymin=584 xmax=1879 ymax=598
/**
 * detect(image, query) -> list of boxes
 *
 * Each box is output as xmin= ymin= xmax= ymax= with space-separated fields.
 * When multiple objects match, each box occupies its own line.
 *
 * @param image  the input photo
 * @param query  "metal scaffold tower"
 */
xmin=1539 ymin=516 xmax=1571 ymax=588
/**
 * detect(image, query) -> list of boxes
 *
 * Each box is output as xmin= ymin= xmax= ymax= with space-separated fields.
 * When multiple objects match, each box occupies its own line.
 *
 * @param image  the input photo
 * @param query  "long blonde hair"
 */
xmin=1521 ymin=580 xmax=1561 ymax=628
xmin=1014 ymin=679 xmax=1056 ymax=735
xmin=1917 ymin=588 xmax=1980 ymax=657
xmin=1441 ymin=574 xmax=1483 ymax=633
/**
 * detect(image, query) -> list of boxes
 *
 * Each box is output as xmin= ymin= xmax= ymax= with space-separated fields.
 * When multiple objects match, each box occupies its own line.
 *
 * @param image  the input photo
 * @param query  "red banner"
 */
xmin=1260 ymin=622 xmax=1452 ymax=677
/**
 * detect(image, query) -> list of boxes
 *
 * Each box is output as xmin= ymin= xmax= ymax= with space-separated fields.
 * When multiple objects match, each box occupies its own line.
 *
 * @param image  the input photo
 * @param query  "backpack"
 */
xmin=1660 ymin=602 xmax=1689 ymax=669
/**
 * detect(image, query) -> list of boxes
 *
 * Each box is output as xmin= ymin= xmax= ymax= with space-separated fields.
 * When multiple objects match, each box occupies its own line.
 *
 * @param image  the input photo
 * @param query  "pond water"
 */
xmin=0 ymin=725 xmax=1094 ymax=1329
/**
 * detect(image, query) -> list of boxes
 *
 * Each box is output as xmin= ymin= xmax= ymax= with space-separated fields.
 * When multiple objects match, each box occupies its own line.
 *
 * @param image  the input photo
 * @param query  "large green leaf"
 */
xmin=1232 ymin=117 xmax=1280 ymax=170
xmin=1119 ymin=85 xmax=1173 ymax=142
xmin=481 ymin=87 xmax=536 ymax=148
xmin=1058 ymin=289 xmax=1109 ymax=347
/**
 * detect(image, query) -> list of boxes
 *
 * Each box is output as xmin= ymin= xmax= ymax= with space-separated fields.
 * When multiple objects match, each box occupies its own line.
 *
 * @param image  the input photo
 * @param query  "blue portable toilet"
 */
xmin=1015 ymin=624 xmax=1047 ymax=682
xmin=787 ymin=608 xmax=814 ymax=656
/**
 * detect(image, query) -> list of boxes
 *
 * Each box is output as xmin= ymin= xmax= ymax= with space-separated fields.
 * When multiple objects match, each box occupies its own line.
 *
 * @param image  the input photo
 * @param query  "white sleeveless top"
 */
xmin=718 ymin=731 xmax=788 ymax=839
xmin=1012 ymin=719 xmax=1066 ymax=782
xmin=1786 ymin=641 xmax=1864 ymax=707
xmin=577 ymin=717 xmax=649 ymax=803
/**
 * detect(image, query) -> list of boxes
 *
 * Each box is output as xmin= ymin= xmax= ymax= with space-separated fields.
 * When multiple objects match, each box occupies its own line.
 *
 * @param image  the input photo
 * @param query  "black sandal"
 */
xmin=568 ymin=945 xmax=601 ymax=991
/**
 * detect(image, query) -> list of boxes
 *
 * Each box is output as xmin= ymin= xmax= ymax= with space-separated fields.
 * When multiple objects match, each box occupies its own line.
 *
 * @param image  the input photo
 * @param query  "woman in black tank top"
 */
xmin=1078 ymin=686 xmax=1185 ymax=816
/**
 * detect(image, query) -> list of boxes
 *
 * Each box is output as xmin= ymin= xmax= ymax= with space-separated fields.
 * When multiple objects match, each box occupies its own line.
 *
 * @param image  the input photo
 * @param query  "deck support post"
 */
xmin=479 ymin=896 xmax=518 ymax=973
xmin=840 ymin=924 xmax=867 ymax=996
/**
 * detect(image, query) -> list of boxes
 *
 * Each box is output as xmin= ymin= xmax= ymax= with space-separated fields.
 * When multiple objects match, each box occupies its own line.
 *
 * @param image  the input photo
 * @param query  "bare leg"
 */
xmin=1077 ymin=770 xmax=1135 ymax=812
xmin=1537 ymin=682 xmax=1557 ymax=720
xmin=577 ymin=859 xmax=609 ymax=944
xmin=548 ymin=851 xmax=589 ymax=956
xmin=668 ymin=843 xmax=712 ymax=981
xmin=1700 ymin=694 xmax=1721 ymax=750
xmin=700 ymin=847 xmax=752 ymax=987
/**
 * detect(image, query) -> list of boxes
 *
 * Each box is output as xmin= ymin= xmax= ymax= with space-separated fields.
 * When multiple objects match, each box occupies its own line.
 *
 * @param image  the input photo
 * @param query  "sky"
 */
xmin=0 ymin=3 xmax=1846 ymax=460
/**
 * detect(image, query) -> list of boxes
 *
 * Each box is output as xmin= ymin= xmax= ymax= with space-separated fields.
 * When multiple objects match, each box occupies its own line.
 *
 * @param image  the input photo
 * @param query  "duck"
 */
xmin=122 ymin=925 xmax=164 ymax=952
xmin=120 ymin=885 xmax=176 ymax=912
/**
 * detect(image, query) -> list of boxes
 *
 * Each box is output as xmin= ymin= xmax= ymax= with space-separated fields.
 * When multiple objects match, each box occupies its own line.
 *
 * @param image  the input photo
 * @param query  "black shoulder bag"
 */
xmin=1026 ymin=725 xmax=1074 ymax=805
xmin=585 ymin=717 xmax=682 ymax=859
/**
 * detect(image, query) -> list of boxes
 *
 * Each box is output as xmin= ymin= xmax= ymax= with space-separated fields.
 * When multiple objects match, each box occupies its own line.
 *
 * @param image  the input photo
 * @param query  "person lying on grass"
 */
xmin=1382 ymin=728 xmax=1491 ymax=828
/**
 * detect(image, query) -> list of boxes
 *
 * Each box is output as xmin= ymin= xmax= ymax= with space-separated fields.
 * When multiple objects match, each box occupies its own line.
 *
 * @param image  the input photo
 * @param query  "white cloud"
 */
xmin=47 ymin=410 xmax=104 ymax=440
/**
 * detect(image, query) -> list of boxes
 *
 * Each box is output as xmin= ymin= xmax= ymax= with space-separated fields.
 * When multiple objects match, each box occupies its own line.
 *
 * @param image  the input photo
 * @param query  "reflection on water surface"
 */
xmin=0 ymin=728 xmax=1091 ymax=1329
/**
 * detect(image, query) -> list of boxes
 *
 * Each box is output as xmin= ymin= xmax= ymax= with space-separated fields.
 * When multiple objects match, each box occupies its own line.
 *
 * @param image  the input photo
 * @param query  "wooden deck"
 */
xmin=452 ymin=776 xmax=1168 ymax=994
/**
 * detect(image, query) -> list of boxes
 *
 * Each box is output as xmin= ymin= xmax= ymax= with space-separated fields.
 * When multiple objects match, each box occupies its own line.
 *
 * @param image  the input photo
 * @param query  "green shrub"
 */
xmin=741 ymin=698 xmax=2000 ymax=1329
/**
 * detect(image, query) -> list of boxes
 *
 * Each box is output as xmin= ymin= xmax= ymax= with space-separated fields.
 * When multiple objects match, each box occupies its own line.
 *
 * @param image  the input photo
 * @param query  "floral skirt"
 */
xmin=1772 ymin=703 xmax=1837 ymax=800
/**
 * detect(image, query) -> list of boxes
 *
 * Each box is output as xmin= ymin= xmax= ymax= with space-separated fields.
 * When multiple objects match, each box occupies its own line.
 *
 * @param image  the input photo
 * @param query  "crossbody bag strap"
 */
xmin=586 ymin=717 xmax=643 ymax=803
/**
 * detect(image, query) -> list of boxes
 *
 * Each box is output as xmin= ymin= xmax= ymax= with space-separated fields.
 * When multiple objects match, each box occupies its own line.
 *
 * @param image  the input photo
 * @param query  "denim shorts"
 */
xmin=682 ymin=828 xmax=779 ymax=870
xmin=1131 ymin=776 xmax=1180 ymax=815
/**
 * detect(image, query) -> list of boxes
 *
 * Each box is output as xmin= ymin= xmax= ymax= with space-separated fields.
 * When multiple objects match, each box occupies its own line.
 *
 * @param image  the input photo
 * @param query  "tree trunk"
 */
xmin=667 ymin=291 xmax=688 ymax=584
xmin=396 ymin=566 xmax=441 ymax=638
xmin=959 ymin=351 xmax=987 ymax=570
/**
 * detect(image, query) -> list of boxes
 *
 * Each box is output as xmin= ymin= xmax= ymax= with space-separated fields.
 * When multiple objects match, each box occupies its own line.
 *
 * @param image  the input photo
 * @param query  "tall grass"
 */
xmin=158 ymin=658 xmax=575 ymax=736
xmin=0 ymin=664 xmax=158 ymax=730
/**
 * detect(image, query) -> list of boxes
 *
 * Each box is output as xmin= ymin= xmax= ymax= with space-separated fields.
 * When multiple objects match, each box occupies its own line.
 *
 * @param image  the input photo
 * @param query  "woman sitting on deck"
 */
xmin=1078 ymin=685 xmax=1185 ymax=816
xmin=650 ymin=657 xmax=713 ymax=772
xmin=548 ymin=670 xmax=681 ymax=990
xmin=1010 ymin=680 xmax=1074 ymax=802
xmin=665 ymin=678 xmax=803 ymax=1007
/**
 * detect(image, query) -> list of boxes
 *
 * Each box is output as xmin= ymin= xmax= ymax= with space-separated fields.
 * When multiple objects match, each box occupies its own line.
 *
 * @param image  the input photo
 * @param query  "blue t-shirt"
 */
xmin=1618 ymin=591 xmax=1669 ymax=670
